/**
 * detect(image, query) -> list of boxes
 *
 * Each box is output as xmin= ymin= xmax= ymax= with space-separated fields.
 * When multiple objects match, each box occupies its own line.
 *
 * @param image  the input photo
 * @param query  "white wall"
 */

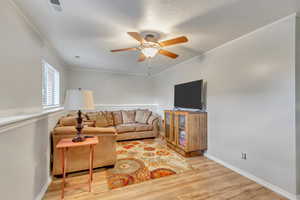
xmin=152 ymin=15 xmax=297 ymax=195
xmin=0 ymin=1 xmax=68 ymax=199
xmin=0 ymin=0 xmax=67 ymax=117
xmin=67 ymin=68 xmax=154 ymax=105
xmin=295 ymin=17 xmax=300 ymax=195
xmin=0 ymin=111 xmax=65 ymax=200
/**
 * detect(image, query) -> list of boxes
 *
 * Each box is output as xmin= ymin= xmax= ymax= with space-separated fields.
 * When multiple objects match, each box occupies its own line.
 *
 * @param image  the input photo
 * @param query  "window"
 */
xmin=42 ymin=61 xmax=60 ymax=107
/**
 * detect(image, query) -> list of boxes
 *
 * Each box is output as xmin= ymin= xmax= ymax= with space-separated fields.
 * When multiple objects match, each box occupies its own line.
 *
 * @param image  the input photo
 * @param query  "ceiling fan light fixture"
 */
xmin=110 ymin=32 xmax=188 ymax=61
xmin=140 ymin=42 xmax=160 ymax=58
xmin=141 ymin=47 xmax=159 ymax=58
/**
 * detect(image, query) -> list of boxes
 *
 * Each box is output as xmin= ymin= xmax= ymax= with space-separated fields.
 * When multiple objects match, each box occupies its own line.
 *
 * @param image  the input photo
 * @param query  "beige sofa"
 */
xmin=52 ymin=110 xmax=159 ymax=175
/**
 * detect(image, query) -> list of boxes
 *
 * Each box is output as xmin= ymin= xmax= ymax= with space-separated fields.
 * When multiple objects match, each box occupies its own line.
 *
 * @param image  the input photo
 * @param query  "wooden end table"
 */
xmin=56 ymin=137 xmax=99 ymax=200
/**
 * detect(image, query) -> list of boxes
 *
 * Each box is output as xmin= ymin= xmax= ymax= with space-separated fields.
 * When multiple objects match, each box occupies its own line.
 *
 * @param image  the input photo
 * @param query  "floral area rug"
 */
xmin=106 ymin=139 xmax=193 ymax=189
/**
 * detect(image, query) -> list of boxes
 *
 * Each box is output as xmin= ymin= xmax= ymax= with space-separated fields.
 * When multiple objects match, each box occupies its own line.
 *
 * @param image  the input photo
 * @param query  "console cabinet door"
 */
xmin=177 ymin=113 xmax=188 ymax=150
xmin=164 ymin=111 xmax=174 ymax=143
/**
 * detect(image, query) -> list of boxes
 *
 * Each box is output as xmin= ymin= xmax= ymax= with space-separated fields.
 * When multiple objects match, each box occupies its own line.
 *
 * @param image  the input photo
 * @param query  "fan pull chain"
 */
xmin=147 ymin=58 xmax=152 ymax=76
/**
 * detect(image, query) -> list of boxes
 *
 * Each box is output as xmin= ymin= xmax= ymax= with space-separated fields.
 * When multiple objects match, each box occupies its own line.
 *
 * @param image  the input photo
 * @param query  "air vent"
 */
xmin=49 ymin=0 xmax=62 ymax=12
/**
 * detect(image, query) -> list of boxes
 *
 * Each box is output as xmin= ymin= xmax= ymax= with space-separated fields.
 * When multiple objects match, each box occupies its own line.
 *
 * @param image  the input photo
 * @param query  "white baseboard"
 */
xmin=204 ymin=153 xmax=298 ymax=200
xmin=35 ymin=176 xmax=52 ymax=200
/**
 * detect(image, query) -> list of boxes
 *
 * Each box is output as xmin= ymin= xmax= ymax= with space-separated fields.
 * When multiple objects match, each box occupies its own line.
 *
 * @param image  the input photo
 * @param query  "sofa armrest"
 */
xmin=51 ymin=131 xmax=117 ymax=175
xmin=151 ymin=118 xmax=159 ymax=125
xmin=152 ymin=118 xmax=160 ymax=135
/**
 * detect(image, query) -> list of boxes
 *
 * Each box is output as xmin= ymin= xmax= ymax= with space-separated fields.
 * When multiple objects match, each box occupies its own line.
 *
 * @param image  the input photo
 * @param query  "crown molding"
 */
xmin=153 ymin=13 xmax=297 ymax=77
xmin=66 ymin=65 xmax=150 ymax=77
xmin=203 ymin=13 xmax=297 ymax=56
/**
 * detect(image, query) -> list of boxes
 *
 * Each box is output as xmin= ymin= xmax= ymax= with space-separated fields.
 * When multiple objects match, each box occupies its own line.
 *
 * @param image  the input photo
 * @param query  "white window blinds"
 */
xmin=42 ymin=61 xmax=60 ymax=107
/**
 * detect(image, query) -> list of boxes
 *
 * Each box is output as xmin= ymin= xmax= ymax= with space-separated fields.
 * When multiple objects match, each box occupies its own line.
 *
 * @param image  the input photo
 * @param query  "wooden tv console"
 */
xmin=164 ymin=110 xmax=207 ymax=157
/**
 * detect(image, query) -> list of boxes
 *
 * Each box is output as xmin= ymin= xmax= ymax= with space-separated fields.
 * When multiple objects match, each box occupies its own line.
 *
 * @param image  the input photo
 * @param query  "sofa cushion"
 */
xmin=95 ymin=112 xmax=114 ymax=127
xmin=83 ymin=127 xmax=116 ymax=134
xmin=134 ymin=123 xmax=153 ymax=132
xmin=135 ymin=110 xmax=151 ymax=124
xmin=115 ymin=123 xmax=153 ymax=133
xmin=148 ymin=114 xmax=159 ymax=125
xmin=53 ymin=126 xmax=116 ymax=135
xmin=59 ymin=117 xmax=77 ymax=126
xmin=115 ymin=124 xmax=136 ymax=133
xmin=122 ymin=110 xmax=135 ymax=124
xmin=112 ymin=111 xmax=123 ymax=125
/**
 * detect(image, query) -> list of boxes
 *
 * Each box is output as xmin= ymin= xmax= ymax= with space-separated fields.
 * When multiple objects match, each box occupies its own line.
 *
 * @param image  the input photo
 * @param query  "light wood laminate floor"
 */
xmin=43 ymin=156 xmax=286 ymax=200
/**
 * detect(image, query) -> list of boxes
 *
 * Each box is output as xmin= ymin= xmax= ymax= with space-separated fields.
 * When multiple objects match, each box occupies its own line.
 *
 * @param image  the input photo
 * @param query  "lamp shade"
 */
xmin=64 ymin=89 xmax=95 ymax=111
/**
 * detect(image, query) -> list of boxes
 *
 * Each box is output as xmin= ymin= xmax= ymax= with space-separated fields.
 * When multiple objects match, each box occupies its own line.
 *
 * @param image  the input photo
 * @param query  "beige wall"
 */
xmin=152 ymin=15 xmax=297 ymax=195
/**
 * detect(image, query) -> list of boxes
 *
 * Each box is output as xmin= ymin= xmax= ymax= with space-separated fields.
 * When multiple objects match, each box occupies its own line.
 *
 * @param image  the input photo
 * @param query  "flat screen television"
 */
xmin=174 ymin=80 xmax=203 ymax=110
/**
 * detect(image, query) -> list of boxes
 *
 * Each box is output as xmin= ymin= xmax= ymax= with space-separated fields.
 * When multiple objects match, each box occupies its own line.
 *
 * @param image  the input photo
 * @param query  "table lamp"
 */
xmin=64 ymin=88 xmax=95 ymax=142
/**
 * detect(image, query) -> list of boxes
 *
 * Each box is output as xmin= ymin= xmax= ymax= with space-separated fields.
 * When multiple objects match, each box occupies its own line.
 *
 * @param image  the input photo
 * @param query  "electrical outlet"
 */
xmin=241 ymin=152 xmax=247 ymax=160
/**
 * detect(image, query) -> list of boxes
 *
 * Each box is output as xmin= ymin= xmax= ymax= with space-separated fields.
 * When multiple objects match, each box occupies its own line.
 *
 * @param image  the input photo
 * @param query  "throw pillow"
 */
xmin=105 ymin=111 xmax=114 ymax=126
xmin=112 ymin=111 xmax=123 ymax=125
xmin=60 ymin=116 xmax=77 ymax=126
xmin=135 ymin=109 xmax=151 ymax=124
xmin=147 ymin=114 xmax=159 ymax=125
xmin=95 ymin=112 xmax=114 ymax=127
xmin=95 ymin=112 xmax=108 ymax=127
xmin=121 ymin=110 xmax=135 ymax=124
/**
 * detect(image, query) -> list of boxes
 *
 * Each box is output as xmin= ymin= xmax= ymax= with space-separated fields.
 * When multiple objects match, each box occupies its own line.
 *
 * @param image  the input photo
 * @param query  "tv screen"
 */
xmin=174 ymin=80 xmax=203 ymax=109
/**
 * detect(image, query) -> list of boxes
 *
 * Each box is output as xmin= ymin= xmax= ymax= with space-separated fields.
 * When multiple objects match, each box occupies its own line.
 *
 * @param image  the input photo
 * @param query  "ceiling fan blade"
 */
xmin=110 ymin=47 xmax=138 ymax=52
xmin=127 ymin=32 xmax=145 ymax=43
xmin=138 ymin=53 xmax=146 ymax=62
xmin=159 ymin=36 xmax=188 ymax=47
xmin=159 ymin=49 xmax=178 ymax=59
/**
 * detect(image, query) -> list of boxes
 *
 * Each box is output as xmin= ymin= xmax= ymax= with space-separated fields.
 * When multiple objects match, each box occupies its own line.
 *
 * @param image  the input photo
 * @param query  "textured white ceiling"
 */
xmin=12 ymin=0 xmax=298 ymax=75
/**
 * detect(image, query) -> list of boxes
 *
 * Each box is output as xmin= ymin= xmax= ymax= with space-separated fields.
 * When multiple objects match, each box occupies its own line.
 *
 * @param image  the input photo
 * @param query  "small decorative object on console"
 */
xmin=64 ymin=88 xmax=95 ymax=142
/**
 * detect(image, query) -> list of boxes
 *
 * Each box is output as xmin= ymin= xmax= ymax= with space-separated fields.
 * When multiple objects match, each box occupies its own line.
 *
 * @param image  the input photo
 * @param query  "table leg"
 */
xmin=89 ymin=145 xmax=92 ymax=192
xmin=61 ymin=148 xmax=65 ymax=200
xmin=65 ymin=147 xmax=68 ymax=178
xmin=91 ymin=145 xmax=95 ymax=182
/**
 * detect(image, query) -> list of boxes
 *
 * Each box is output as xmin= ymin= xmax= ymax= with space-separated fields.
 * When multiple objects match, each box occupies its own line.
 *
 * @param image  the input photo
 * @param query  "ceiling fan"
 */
xmin=110 ymin=32 xmax=188 ymax=62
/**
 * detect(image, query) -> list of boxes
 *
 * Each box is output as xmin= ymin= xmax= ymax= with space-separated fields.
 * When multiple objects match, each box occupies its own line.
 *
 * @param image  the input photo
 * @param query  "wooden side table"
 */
xmin=56 ymin=137 xmax=99 ymax=200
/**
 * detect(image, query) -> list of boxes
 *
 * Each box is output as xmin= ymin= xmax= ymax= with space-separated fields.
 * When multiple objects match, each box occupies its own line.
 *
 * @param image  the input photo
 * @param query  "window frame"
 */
xmin=42 ymin=60 xmax=60 ymax=109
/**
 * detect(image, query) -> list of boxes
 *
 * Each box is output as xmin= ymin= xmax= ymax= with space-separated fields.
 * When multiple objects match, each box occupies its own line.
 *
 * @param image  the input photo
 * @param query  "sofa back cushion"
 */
xmin=83 ymin=121 xmax=95 ymax=127
xmin=112 ymin=111 xmax=123 ymax=125
xmin=121 ymin=110 xmax=135 ymax=124
xmin=86 ymin=112 xmax=98 ymax=121
xmin=135 ymin=110 xmax=151 ymax=124
xmin=95 ymin=112 xmax=114 ymax=127
xmin=59 ymin=116 xmax=77 ymax=126
xmin=106 ymin=112 xmax=114 ymax=125
xmin=67 ymin=111 xmax=88 ymax=121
